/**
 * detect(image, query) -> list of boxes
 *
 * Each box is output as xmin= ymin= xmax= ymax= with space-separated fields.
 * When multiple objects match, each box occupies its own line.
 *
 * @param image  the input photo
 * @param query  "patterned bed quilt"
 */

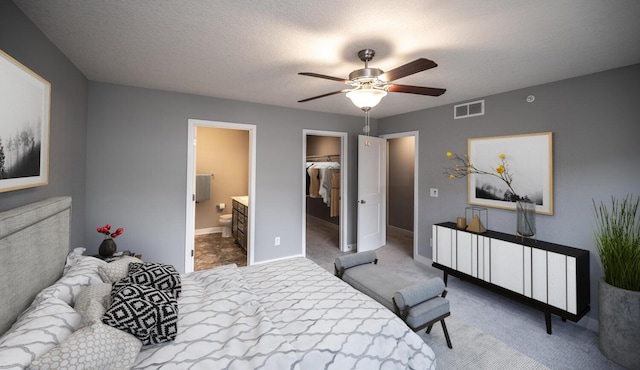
xmin=134 ymin=257 xmax=436 ymax=369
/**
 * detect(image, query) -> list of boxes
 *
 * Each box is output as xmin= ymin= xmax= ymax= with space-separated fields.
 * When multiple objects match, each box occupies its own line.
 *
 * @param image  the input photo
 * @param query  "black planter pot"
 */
xmin=98 ymin=238 xmax=117 ymax=257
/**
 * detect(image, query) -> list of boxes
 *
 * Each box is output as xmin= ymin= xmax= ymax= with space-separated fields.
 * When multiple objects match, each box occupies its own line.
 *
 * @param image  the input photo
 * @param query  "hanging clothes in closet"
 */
xmin=306 ymin=160 xmax=340 ymax=217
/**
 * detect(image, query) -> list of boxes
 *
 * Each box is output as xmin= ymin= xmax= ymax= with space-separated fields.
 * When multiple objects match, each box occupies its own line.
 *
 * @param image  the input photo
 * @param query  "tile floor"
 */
xmin=194 ymin=232 xmax=246 ymax=271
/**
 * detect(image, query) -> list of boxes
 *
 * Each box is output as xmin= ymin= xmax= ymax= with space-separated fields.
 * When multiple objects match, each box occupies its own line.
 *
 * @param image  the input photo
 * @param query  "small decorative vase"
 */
xmin=516 ymin=200 xmax=536 ymax=237
xmin=99 ymin=238 xmax=117 ymax=257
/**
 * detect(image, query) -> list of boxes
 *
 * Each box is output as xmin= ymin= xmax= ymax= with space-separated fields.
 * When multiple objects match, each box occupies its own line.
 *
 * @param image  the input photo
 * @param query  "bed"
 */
xmin=0 ymin=197 xmax=436 ymax=369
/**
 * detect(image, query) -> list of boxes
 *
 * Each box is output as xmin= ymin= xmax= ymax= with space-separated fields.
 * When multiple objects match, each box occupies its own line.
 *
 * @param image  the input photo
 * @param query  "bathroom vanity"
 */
xmin=232 ymin=196 xmax=249 ymax=251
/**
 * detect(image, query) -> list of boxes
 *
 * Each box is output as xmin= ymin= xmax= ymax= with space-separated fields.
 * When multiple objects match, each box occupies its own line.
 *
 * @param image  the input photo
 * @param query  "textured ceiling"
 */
xmin=13 ymin=0 xmax=640 ymax=118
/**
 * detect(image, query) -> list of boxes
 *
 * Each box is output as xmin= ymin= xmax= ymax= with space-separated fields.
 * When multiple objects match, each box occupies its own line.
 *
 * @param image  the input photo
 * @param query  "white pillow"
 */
xmin=35 ymin=256 xmax=106 ymax=306
xmin=0 ymin=298 xmax=80 ymax=369
xmin=97 ymin=256 xmax=142 ymax=283
xmin=74 ymin=283 xmax=112 ymax=328
xmin=29 ymin=321 xmax=142 ymax=370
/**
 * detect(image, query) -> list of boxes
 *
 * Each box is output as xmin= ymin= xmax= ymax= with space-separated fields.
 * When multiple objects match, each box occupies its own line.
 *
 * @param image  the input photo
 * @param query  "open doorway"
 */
xmin=302 ymin=130 xmax=348 ymax=259
xmin=185 ymin=119 xmax=256 ymax=274
xmin=381 ymin=131 xmax=419 ymax=260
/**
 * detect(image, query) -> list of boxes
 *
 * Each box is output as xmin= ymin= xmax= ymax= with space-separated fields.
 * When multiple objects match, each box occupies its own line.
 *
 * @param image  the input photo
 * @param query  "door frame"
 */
xmin=379 ymin=131 xmax=424 ymax=264
xmin=185 ymin=119 xmax=257 ymax=273
xmin=302 ymin=129 xmax=348 ymax=254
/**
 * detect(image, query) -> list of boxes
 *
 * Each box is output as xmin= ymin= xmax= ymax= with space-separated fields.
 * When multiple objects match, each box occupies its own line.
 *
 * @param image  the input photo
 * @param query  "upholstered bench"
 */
xmin=335 ymin=250 xmax=452 ymax=348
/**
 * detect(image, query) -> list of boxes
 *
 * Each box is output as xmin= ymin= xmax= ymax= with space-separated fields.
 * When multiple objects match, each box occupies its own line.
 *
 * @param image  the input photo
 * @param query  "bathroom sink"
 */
xmin=232 ymin=195 xmax=249 ymax=206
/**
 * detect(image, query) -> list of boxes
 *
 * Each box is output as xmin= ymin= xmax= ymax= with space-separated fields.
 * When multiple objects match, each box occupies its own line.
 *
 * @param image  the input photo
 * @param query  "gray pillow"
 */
xmin=394 ymin=278 xmax=445 ymax=309
xmin=335 ymin=250 xmax=377 ymax=271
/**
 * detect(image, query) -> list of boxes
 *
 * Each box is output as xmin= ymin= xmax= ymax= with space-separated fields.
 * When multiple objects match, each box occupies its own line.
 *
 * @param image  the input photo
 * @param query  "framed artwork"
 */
xmin=0 ymin=50 xmax=50 ymax=193
xmin=467 ymin=132 xmax=553 ymax=215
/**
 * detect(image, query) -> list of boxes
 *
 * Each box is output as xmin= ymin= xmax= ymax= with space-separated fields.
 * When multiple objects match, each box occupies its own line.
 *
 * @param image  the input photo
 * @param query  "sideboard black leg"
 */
xmin=443 ymin=272 xmax=448 ymax=286
xmin=545 ymin=311 xmax=552 ymax=335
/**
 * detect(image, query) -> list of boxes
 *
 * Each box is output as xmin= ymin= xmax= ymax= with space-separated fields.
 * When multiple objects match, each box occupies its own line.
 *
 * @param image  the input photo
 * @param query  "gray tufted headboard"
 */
xmin=0 ymin=197 xmax=72 ymax=335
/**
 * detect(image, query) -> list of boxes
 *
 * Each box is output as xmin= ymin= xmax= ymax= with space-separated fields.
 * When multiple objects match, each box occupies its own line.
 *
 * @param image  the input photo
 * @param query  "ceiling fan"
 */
xmin=298 ymin=49 xmax=446 ymax=110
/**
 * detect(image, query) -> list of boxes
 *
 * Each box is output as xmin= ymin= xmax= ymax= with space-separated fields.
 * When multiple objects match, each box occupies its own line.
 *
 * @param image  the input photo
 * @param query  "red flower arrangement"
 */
xmin=97 ymin=223 xmax=124 ymax=239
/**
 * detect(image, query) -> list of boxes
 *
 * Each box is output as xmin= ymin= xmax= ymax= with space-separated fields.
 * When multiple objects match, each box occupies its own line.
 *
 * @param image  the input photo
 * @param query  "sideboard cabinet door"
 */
xmin=456 ymin=230 xmax=473 ymax=276
xmin=531 ymin=248 xmax=548 ymax=303
xmin=490 ymin=239 xmax=525 ymax=295
xmin=434 ymin=225 xmax=455 ymax=268
xmin=547 ymin=251 xmax=568 ymax=311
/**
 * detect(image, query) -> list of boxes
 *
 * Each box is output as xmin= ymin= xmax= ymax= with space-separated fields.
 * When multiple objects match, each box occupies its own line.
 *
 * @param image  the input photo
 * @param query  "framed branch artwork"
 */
xmin=467 ymin=132 xmax=553 ymax=215
xmin=0 ymin=50 xmax=50 ymax=193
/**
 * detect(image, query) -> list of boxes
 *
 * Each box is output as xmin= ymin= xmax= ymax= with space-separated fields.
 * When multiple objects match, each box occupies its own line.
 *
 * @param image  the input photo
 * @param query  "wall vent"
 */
xmin=454 ymin=100 xmax=484 ymax=119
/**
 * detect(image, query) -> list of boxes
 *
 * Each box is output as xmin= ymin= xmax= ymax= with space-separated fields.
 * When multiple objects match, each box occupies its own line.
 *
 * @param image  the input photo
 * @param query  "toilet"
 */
xmin=219 ymin=214 xmax=232 ymax=238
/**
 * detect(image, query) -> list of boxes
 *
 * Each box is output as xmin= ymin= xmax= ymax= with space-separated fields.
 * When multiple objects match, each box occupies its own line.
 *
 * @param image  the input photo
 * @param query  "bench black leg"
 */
xmin=424 ymin=319 xmax=453 ymax=349
xmin=441 ymin=319 xmax=453 ymax=349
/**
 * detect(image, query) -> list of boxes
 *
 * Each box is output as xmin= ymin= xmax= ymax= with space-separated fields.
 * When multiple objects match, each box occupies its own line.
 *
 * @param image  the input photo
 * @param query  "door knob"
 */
xmin=359 ymin=200 xmax=366 ymax=204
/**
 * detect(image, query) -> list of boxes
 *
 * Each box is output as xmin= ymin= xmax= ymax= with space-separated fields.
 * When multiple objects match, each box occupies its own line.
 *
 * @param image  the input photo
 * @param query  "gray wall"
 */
xmin=307 ymin=135 xmax=341 ymax=157
xmin=0 ymin=2 xmax=88 ymax=248
xmin=388 ymin=136 xmax=415 ymax=231
xmin=378 ymin=63 xmax=640 ymax=328
xmin=85 ymin=82 xmax=372 ymax=269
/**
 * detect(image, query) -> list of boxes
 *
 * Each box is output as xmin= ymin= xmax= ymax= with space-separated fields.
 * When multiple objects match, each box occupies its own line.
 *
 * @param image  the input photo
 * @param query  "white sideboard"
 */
xmin=432 ymin=222 xmax=590 ymax=334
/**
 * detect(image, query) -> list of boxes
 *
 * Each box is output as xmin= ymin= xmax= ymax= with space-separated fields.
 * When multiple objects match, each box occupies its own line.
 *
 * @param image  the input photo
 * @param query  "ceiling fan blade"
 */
xmin=388 ymin=84 xmax=446 ymax=96
xmin=299 ymin=72 xmax=349 ymax=83
xmin=298 ymin=89 xmax=349 ymax=103
xmin=380 ymin=58 xmax=438 ymax=82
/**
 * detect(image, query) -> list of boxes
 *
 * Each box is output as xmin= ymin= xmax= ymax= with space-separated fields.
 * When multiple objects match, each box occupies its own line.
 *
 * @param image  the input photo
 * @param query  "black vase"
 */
xmin=99 ymin=238 xmax=117 ymax=257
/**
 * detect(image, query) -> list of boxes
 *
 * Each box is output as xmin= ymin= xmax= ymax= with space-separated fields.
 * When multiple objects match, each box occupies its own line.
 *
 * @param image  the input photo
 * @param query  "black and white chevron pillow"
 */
xmin=102 ymin=284 xmax=178 ymax=345
xmin=113 ymin=262 xmax=182 ymax=299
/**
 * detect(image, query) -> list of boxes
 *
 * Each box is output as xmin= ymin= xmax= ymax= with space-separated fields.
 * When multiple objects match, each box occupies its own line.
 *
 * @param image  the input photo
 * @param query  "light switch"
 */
xmin=430 ymin=188 xmax=439 ymax=197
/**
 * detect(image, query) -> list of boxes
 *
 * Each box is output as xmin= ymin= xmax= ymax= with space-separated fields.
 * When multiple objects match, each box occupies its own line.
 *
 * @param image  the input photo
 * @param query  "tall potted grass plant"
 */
xmin=593 ymin=195 xmax=640 ymax=369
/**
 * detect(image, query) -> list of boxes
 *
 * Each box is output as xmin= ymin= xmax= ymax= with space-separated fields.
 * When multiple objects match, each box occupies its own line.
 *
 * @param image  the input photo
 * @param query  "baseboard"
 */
xmin=387 ymin=224 xmax=414 ymax=236
xmin=195 ymin=227 xmax=223 ymax=236
xmin=581 ymin=316 xmax=599 ymax=333
xmin=414 ymin=254 xmax=432 ymax=267
xmin=254 ymin=254 xmax=304 ymax=265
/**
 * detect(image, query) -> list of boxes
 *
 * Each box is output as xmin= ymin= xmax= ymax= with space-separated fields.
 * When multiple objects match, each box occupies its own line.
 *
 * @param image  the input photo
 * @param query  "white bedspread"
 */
xmin=134 ymin=258 xmax=436 ymax=369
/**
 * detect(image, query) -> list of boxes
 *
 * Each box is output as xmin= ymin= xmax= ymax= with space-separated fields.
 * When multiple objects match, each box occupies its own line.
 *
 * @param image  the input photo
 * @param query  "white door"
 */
xmin=357 ymin=135 xmax=386 ymax=252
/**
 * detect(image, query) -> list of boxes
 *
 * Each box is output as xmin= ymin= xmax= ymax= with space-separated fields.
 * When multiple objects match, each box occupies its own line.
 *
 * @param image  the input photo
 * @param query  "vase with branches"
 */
xmin=444 ymin=152 xmax=535 ymax=236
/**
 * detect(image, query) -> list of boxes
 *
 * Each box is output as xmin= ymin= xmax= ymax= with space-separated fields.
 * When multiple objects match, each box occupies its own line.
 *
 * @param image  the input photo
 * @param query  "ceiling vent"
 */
xmin=454 ymin=100 xmax=484 ymax=119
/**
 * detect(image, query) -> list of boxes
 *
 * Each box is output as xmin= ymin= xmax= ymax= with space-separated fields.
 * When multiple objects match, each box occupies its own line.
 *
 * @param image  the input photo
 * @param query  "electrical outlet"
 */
xmin=274 ymin=237 xmax=280 ymax=246
xmin=430 ymin=188 xmax=439 ymax=197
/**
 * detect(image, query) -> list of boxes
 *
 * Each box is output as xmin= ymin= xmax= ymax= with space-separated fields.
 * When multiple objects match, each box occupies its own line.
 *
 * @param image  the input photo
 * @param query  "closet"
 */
xmin=305 ymin=135 xmax=341 ymax=250
xmin=306 ymin=154 xmax=340 ymax=221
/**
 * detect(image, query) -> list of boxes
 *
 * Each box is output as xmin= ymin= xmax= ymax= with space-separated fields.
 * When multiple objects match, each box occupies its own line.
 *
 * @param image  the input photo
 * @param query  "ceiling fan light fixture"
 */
xmin=346 ymin=88 xmax=387 ymax=109
xmin=298 ymin=49 xmax=445 ymax=105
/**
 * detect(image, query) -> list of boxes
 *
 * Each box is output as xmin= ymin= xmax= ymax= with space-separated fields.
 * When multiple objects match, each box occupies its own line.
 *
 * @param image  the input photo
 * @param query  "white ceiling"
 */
xmin=13 ymin=0 xmax=640 ymax=118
